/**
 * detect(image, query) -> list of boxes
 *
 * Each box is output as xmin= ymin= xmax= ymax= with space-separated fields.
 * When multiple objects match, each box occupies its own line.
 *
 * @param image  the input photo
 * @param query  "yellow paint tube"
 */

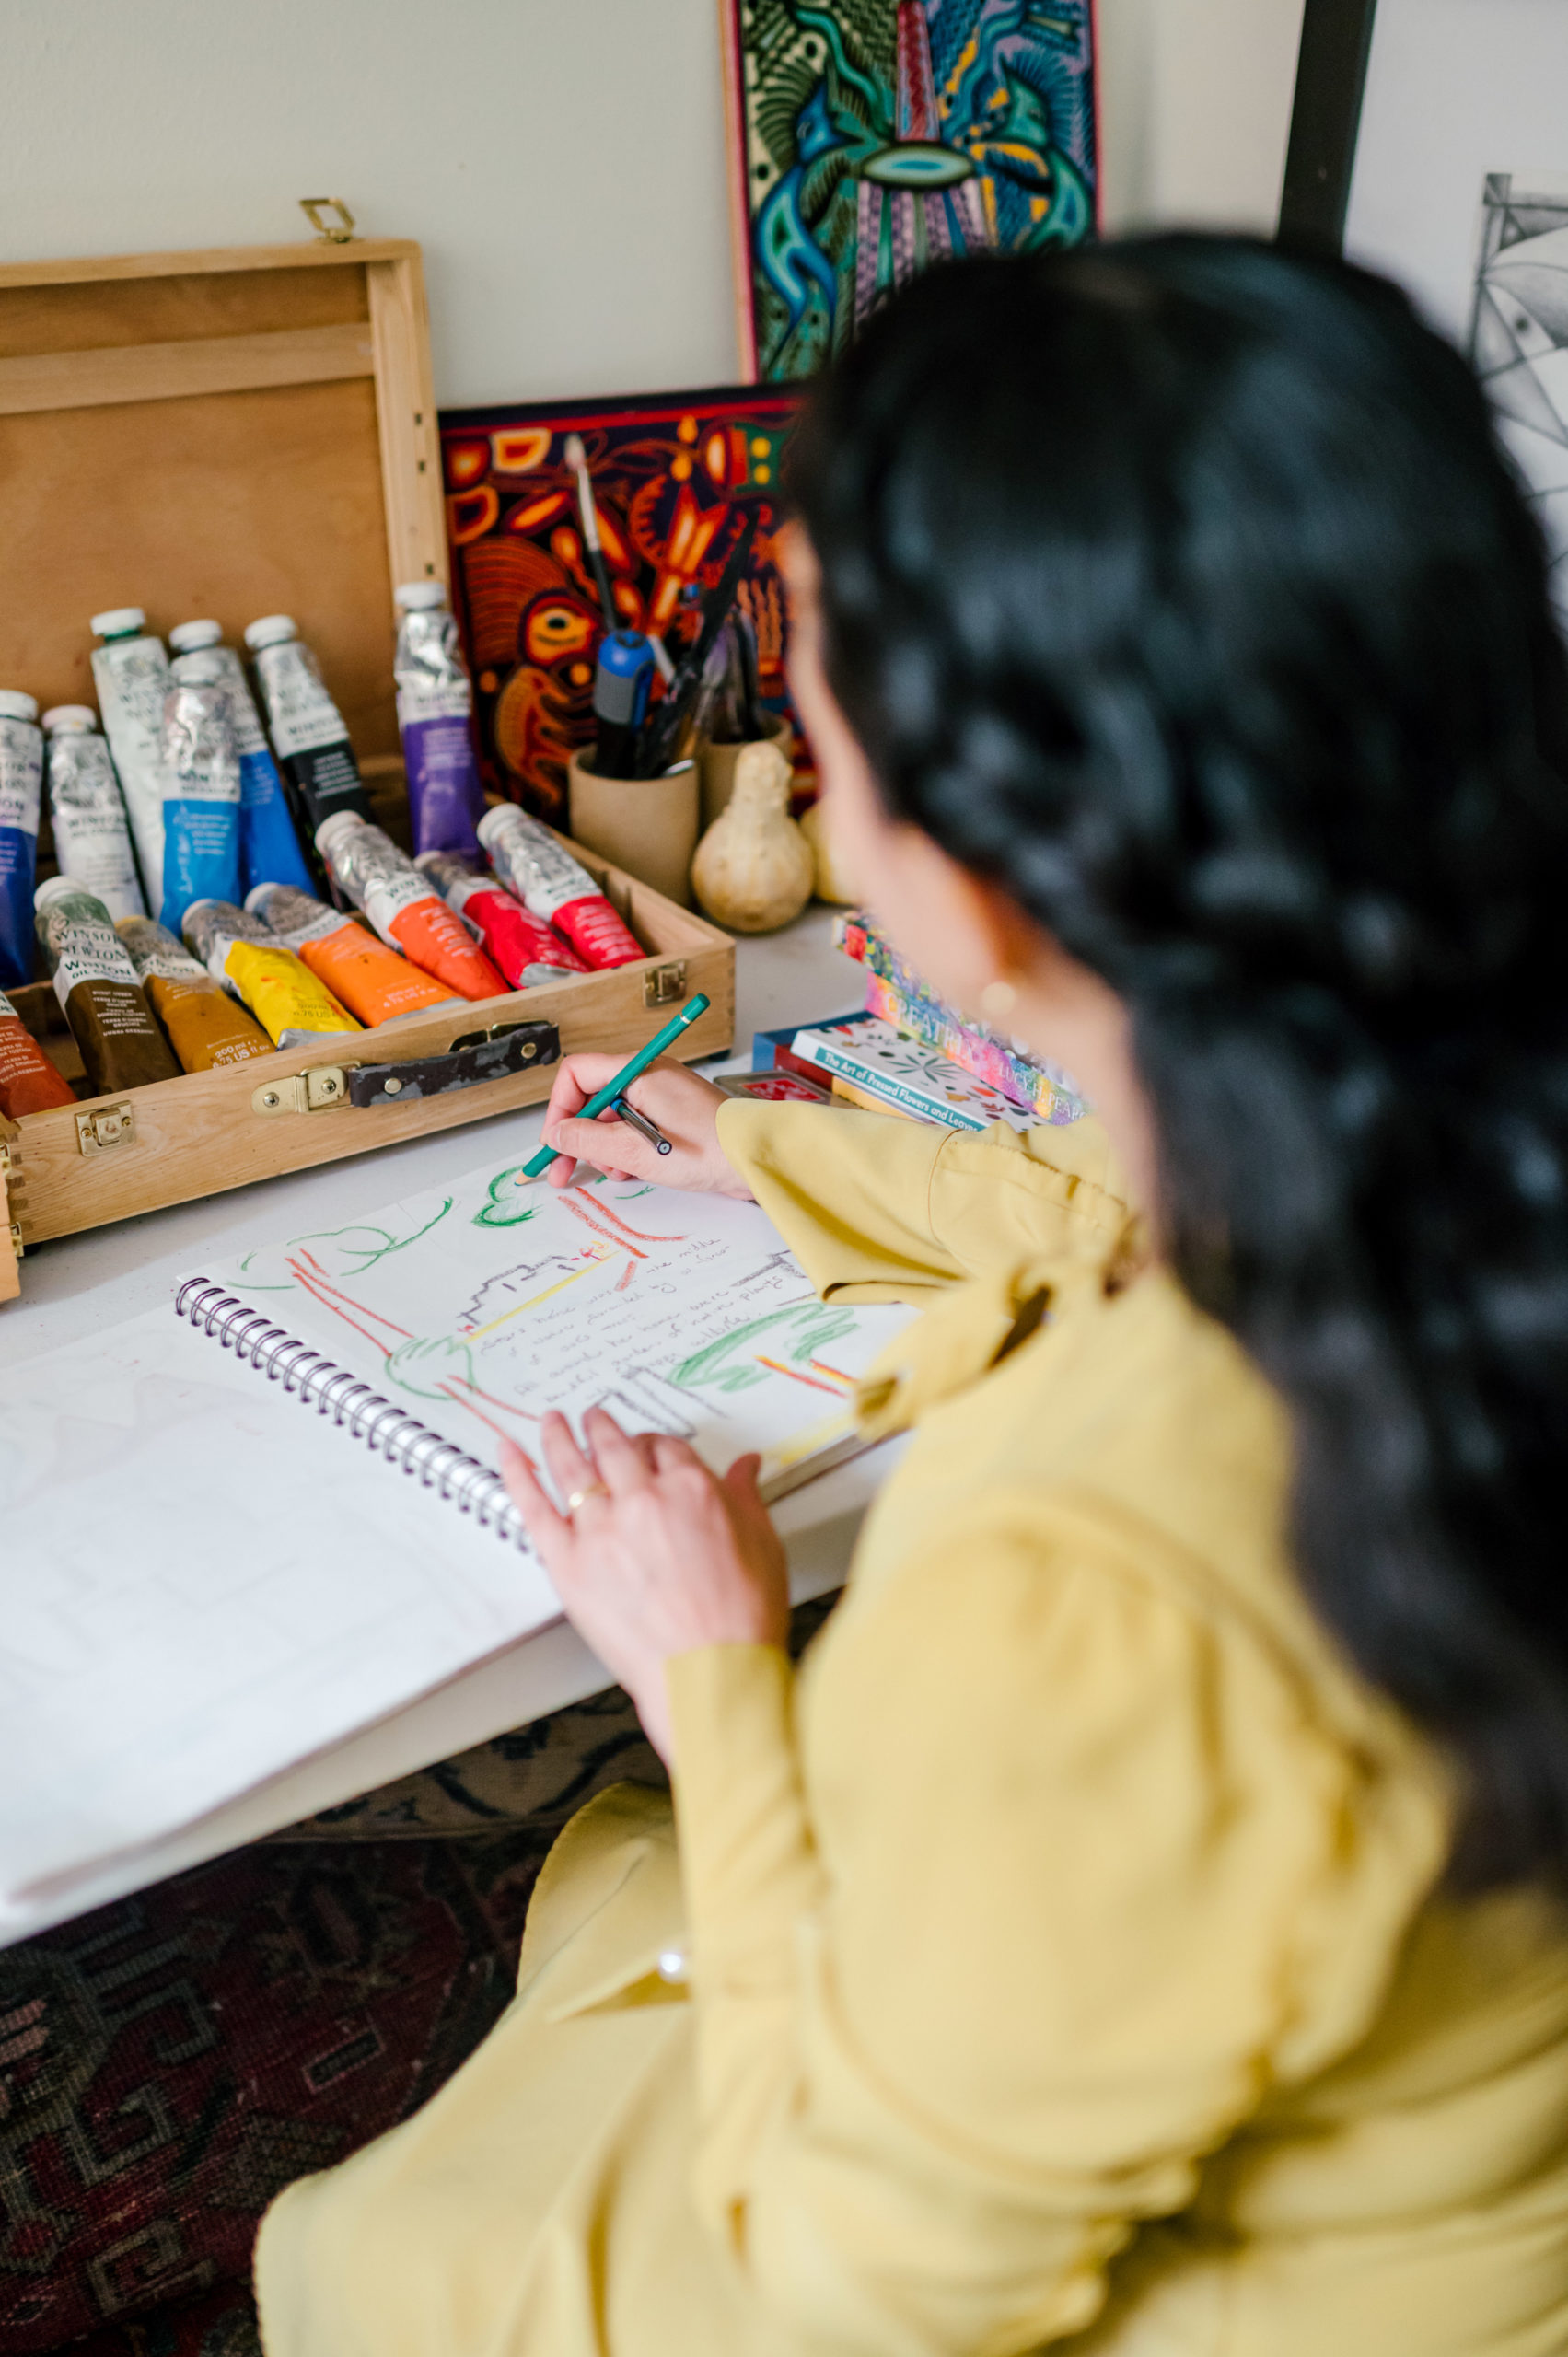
xmin=181 ymin=897 xmax=360 ymax=1048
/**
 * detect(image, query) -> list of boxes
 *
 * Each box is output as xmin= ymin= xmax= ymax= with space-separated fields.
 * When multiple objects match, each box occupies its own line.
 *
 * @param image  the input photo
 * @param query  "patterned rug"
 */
xmin=1 ymin=1597 xmax=836 ymax=2355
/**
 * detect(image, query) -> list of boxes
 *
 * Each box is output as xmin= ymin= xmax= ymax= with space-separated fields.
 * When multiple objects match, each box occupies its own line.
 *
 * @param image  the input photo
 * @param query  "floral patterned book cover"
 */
xmin=790 ymin=1016 xmax=1040 ymax=1132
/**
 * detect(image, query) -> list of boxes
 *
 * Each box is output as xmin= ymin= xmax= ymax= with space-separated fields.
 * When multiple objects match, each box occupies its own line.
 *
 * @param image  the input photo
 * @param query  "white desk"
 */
xmin=3 ymin=909 xmax=873 ymax=1943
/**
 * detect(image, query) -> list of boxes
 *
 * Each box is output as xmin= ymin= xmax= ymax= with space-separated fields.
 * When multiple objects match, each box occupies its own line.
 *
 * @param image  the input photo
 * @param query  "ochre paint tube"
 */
xmin=416 ymin=850 xmax=587 ymax=987
xmin=246 ymin=882 xmax=459 ymax=1028
xmin=0 ymin=692 xmax=43 ymax=992
xmin=117 ymin=915 xmax=273 ymax=1072
xmin=34 ymin=877 xmax=180 ymax=1094
xmin=314 ymin=815 xmax=506 ymax=1003
xmin=475 ymin=805 xmax=645 ymax=969
xmin=0 ymin=984 xmax=76 ymax=1116
xmin=181 ymin=898 xmax=360 ymax=1049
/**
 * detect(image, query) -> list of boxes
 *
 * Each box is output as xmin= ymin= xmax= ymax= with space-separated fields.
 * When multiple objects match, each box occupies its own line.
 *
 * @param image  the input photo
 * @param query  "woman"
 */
xmin=257 ymin=238 xmax=1568 ymax=2353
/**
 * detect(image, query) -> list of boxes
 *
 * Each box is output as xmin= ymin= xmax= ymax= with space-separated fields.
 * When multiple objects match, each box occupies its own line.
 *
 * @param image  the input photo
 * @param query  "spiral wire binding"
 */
xmin=174 ymin=1278 xmax=525 ymax=1541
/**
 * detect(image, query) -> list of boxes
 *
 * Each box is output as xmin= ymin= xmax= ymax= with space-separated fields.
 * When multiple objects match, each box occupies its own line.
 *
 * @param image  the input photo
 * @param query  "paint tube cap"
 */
xmin=34 ymin=874 xmax=82 ymax=912
xmin=476 ymin=804 xmax=520 ymax=851
xmin=41 ymin=704 xmax=97 ymax=734
xmin=169 ymin=619 xmax=223 ymax=654
xmin=315 ymin=810 xmax=364 ymax=860
xmin=394 ymin=581 xmax=447 ymax=610
xmin=0 ymin=691 xmax=39 ymax=722
xmin=244 ymin=614 xmax=297 ymax=650
xmin=91 ymin=608 xmax=146 ymax=639
xmin=170 ymin=650 xmax=226 ymax=687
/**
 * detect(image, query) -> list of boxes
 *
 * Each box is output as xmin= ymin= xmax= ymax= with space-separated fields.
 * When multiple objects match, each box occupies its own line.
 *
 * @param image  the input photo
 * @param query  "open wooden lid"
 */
xmin=0 ymin=238 xmax=446 ymax=757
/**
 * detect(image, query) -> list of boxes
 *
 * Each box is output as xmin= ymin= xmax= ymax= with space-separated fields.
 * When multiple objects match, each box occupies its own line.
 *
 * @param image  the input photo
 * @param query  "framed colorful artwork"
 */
xmin=439 ymin=386 xmax=800 ymax=825
xmin=721 ymin=0 xmax=1099 ymax=383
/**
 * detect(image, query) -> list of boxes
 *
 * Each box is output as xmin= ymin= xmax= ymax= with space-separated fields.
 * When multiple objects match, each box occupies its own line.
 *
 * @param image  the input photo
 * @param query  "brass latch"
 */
xmin=251 ymin=1065 xmax=354 ymax=1117
xmin=643 ymin=961 xmax=688 ymax=1009
xmin=75 ymin=1104 xmax=136 ymax=1155
xmin=299 ymin=196 xmax=357 ymax=243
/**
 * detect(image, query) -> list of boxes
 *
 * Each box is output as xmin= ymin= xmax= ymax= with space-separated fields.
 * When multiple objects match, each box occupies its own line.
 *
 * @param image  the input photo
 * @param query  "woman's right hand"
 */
xmin=536 ymin=1053 xmax=754 ymax=1196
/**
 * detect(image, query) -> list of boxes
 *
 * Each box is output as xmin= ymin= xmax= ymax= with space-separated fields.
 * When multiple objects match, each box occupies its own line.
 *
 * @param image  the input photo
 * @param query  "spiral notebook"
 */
xmin=0 ymin=1150 xmax=914 ymax=1917
xmin=175 ymin=1147 xmax=915 ymax=1529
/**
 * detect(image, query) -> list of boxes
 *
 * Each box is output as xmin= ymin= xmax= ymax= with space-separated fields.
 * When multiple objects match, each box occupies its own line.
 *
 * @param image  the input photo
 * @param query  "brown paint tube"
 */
xmin=0 ymin=983 xmax=76 ymax=1116
xmin=117 ymin=915 xmax=273 ymax=1072
xmin=33 ymin=877 xmax=180 ymax=1095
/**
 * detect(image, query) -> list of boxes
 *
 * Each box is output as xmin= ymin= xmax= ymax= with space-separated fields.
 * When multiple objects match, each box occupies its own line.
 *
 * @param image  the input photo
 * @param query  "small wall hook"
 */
xmin=299 ymin=197 xmax=357 ymax=244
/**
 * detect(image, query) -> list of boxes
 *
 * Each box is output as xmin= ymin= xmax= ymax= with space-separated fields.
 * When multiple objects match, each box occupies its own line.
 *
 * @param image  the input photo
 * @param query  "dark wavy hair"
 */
xmin=787 ymin=236 xmax=1568 ymax=1890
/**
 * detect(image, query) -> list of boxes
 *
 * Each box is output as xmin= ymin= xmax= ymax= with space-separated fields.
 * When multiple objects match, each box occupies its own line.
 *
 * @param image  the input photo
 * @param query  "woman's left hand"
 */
xmin=499 ymin=1407 xmax=790 ymax=1764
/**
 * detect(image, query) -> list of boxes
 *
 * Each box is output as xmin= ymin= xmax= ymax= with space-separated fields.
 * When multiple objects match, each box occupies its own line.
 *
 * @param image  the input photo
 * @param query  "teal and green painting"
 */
xmin=726 ymin=0 xmax=1098 ymax=380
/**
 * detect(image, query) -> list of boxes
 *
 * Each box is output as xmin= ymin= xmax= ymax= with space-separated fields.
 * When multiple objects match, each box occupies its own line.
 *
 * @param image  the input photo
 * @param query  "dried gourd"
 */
xmin=691 ymin=738 xmax=814 ymax=934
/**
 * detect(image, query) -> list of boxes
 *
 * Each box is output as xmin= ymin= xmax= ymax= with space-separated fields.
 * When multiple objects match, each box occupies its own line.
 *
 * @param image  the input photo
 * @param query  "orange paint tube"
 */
xmin=245 ymin=882 xmax=459 ymax=1028
xmin=0 ymin=983 xmax=76 ymax=1115
xmin=314 ymin=814 xmax=506 ymax=1003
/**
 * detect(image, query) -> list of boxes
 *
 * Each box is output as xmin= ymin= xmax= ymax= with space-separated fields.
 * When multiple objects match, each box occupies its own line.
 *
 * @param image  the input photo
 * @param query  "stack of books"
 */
xmin=737 ymin=917 xmax=1086 ymax=1133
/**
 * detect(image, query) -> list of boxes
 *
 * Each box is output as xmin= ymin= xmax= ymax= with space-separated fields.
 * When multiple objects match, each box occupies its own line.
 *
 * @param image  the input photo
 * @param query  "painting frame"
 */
xmin=719 ymin=0 xmax=1100 ymax=385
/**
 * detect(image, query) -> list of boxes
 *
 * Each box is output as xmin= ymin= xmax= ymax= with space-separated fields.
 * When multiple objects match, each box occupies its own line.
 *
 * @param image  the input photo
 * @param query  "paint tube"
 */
xmin=169 ymin=622 xmax=314 ymax=897
xmin=475 ymin=805 xmax=645 ymax=969
xmin=90 ymin=609 xmax=172 ymax=910
xmin=246 ymin=881 xmax=459 ymax=1028
xmin=0 ymin=692 xmax=43 ymax=991
xmin=416 ymin=850 xmax=586 ymax=987
xmin=314 ymin=815 xmax=507 ymax=1002
xmin=158 ymin=654 xmax=243 ymax=935
xmin=181 ymin=898 xmax=360 ymax=1049
xmin=34 ymin=877 xmax=180 ymax=1094
xmin=43 ymin=708 xmax=146 ymax=923
xmin=0 ymin=983 xmax=76 ymax=1117
xmin=393 ymin=583 xmax=487 ymax=856
xmin=244 ymin=616 xmax=372 ymax=840
xmin=117 ymin=914 xmax=273 ymax=1072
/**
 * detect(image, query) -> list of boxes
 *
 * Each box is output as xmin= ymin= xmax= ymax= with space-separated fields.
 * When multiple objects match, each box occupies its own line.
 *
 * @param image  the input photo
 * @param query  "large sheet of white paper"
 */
xmin=0 ymin=1154 xmax=914 ymax=1911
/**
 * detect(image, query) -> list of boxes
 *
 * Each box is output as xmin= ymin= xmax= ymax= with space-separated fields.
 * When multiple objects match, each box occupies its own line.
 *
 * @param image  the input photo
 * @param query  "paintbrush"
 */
xmin=633 ymin=511 xmax=759 ymax=777
xmin=564 ymin=432 xmax=619 ymax=636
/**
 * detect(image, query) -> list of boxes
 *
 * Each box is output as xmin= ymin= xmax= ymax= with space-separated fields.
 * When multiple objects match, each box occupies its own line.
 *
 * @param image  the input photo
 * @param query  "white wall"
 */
xmin=0 ymin=0 xmax=1306 ymax=409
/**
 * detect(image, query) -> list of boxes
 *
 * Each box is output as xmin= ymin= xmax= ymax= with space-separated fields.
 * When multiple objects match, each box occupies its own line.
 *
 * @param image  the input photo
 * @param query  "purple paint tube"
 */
xmin=393 ymin=583 xmax=487 ymax=857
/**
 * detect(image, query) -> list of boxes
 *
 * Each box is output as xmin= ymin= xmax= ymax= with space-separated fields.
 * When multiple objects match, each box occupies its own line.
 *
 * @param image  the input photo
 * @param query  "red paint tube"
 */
xmin=0 ymin=984 xmax=76 ymax=1115
xmin=416 ymin=852 xmax=587 ymax=988
xmin=314 ymin=815 xmax=507 ymax=1004
xmin=475 ymin=806 xmax=645 ymax=970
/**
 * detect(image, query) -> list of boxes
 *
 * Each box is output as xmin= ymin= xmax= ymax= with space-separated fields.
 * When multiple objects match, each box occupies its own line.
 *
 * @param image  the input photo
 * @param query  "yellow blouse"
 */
xmin=256 ymin=1105 xmax=1568 ymax=2357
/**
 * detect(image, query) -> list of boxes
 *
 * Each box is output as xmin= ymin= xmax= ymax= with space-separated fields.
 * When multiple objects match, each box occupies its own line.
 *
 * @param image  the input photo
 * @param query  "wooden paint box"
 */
xmin=0 ymin=235 xmax=733 ymax=1299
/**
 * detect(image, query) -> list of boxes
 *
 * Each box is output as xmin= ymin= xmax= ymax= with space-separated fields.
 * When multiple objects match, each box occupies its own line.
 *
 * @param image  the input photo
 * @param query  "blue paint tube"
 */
xmin=393 ymin=582 xmax=487 ymax=856
xmin=158 ymin=656 xmax=242 ymax=934
xmin=0 ymin=691 xmax=43 ymax=991
xmin=169 ymin=621 xmax=313 ymax=896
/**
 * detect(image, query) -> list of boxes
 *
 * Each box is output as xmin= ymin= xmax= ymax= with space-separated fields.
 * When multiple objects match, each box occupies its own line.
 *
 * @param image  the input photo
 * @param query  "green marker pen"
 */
xmin=522 ymin=992 xmax=712 ymax=1178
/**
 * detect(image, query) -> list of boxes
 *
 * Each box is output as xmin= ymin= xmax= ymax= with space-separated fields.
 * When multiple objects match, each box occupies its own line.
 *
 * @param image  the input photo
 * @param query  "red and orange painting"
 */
xmin=439 ymin=386 xmax=802 ymax=824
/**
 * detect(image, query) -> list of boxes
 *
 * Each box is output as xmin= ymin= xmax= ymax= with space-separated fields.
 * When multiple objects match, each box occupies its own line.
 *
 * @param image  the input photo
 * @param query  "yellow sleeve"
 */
xmin=666 ymin=1509 xmax=1434 ymax=2357
xmin=716 ymin=1100 xmax=1131 ymax=1305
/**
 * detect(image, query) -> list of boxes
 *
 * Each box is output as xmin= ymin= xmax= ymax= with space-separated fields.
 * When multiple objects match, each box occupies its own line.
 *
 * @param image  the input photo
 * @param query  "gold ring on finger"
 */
xmin=564 ymin=1481 xmax=610 ymax=1516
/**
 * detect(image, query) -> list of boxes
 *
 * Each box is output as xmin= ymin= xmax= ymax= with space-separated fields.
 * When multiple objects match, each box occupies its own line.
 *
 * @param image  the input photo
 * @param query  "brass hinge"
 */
xmin=299 ymin=196 xmax=357 ymax=244
xmin=643 ymin=960 xmax=688 ymax=1009
xmin=252 ymin=1065 xmax=354 ymax=1117
xmin=75 ymin=1104 xmax=136 ymax=1155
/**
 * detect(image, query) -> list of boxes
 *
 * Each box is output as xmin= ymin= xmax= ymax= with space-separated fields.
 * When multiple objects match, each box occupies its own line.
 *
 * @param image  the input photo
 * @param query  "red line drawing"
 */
xmin=437 ymin=1381 xmax=522 ymax=1449
xmin=584 ymin=1196 xmax=684 ymax=1244
xmin=561 ymin=1197 xmax=648 ymax=1258
xmin=615 ymin=1260 xmax=637 ymax=1292
xmin=290 ymin=1256 xmax=412 ymax=1340
xmin=754 ymin=1354 xmax=844 ymax=1397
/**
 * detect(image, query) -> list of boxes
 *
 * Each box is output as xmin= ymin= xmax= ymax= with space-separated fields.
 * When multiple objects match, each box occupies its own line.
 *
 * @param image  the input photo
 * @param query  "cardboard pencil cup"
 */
xmin=567 ymin=749 xmax=699 ymax=910
xmin=697 ymin=713 xmax=793 ymax=830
